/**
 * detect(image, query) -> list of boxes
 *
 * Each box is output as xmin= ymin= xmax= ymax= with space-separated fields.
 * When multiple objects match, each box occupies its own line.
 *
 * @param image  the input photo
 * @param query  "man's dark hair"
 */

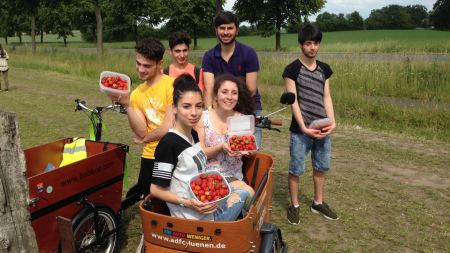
xmin=135 ymin=37 xmax=165 ymax=61
xmin=298 ymin=24 xmax=322 ymax=45
xmin=214 ymin=11 xmax=239 ymax=28
xmin=169 ymin=31 xmax=192 ymax=50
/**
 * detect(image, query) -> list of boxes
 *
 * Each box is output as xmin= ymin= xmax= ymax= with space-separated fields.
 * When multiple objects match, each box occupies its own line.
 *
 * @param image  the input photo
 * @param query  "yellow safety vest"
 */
xmin=59 ymin=138 xmax=87 ymax=167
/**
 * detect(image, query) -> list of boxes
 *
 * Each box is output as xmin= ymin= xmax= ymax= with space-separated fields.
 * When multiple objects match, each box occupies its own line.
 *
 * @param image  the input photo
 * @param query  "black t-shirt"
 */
xmin=282 ymin=59 xmax=333 ymax=133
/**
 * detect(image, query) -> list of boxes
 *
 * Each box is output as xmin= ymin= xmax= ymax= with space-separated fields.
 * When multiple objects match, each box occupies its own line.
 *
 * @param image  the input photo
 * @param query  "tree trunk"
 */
xmin=0 ymin=111 xmax=39 ymax=252
xmin=4 ymin=36 xmax=7 ymax=44
xmin=40 ymin=28 xmax=43 ymax=44
xmin=31 ymin=15 xmax=36 ymax=53
xmin=193 ymin=28 xmax=198 ymax=50
xmin=94 ymin=2 xmax=103 ymax=57
xmin=275 ymin=29 xmax=281 ymax=51
xmin=215 ymin=0 xmax=222 ymax=14
xmin=18 ymin=33 xmax=22 ymax=44
xmin=64 ymin=37 xmax=67 ymax=47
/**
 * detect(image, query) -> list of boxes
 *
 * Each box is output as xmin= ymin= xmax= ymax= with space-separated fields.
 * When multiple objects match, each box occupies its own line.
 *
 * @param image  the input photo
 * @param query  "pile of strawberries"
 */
xmin=190 ymin=172 xmax=230 ymax=203
xmin=101 ymin=76 xmax=128 ymax=90
xmin=228 ymin=135 xmax=257 ymax=151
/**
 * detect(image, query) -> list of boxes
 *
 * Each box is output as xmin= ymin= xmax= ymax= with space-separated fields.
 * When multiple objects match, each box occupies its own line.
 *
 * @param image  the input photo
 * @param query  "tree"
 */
xmin=39 ymin=1 xmax=75 ymax=46
xmin=430 ymin=0 xmax=450 ymax=30
xmin=346 ymin=11 xmax=364 ymax=30
xmin=405 ymin=5 xmax=429 ymax=28
xmin=102 ymin=0 xmax=163 ymax=43
xmin=163 ymin=0 xmax=216 ymax=49
xmin=365 ymin=5 xmax=414 ymax=30
xmin=234 ymin=0 xmax=325 ymax=50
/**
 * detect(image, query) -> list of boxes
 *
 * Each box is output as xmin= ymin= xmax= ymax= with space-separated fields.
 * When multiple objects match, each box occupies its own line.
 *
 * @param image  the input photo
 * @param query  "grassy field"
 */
xmin=3 ymin=29 xmax=450 ymax=53
xmin=1 ymin=47 xmax=449 ymax=252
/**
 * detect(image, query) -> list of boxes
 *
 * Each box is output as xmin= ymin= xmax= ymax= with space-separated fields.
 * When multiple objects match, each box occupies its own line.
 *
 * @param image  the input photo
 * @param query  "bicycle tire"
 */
xmin=73 ymin=207 xmax=117 ymax=253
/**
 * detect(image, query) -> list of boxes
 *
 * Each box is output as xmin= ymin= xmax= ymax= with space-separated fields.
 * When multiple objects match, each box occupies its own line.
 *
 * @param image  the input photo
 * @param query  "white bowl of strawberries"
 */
xmin=99 ymin=71 xmax=131 ymax=96
xmin=188 ymin=171 xmax=231 ymax=206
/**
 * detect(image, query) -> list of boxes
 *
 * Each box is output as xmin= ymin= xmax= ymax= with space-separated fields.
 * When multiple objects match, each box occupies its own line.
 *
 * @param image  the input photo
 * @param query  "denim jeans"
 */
xmin=214 ymin=188 xmax=250 ymax=221
xmin=289 ymin=132 xmax=331 ymax=176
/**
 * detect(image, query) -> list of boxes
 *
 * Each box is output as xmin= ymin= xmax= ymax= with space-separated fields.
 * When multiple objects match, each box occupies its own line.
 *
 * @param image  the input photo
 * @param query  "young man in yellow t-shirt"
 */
xmin=115 ymin=37 xmax=174 ymax=201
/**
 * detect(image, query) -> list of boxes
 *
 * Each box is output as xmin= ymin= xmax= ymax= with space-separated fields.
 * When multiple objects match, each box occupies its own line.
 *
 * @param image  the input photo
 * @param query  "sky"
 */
xmin=223 ymin=0 xmax=436 ymax=21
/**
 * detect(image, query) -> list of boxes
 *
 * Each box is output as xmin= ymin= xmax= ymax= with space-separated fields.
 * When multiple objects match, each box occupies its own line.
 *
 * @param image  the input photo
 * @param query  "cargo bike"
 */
xmin=24 ymin=92 xmax=293 ymax=253
xmin=138 ymin=93 xmax=295 ymax=253
xmin=24 ymin=99 xmax=132 ymax=253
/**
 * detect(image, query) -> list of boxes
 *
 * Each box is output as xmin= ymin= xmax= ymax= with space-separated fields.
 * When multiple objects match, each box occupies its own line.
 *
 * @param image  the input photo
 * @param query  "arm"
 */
xmin=320 ymin=79 xmax=336 ymax=136
xmin=245 ymin=71 xmax=258 ymax=97
xmin=285 ymin=77 xmax=322 ymax=139
xmin=194 ymin=113 xmax=242 ymax=158
xmin=203 ymin=72 xmax=215 ymax=108
xmin=150 ymin=181 xmax=217 ymax=214
xmin=134 ymin=105 xmax=174 ymax=144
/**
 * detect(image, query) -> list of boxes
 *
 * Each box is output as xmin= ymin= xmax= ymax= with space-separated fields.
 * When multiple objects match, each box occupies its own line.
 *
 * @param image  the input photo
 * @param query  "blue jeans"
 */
xmin=254 ymin=109 xmax=263 ymax=149
xmin=289 ymin=132 xmax=331 ymax=176
xmin=214 ymin=188 xmax=250 ymax=221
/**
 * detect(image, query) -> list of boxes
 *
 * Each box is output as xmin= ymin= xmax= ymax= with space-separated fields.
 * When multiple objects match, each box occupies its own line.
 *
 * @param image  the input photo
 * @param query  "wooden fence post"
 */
xmin=0 ymin=111 xmax=39 ymax=252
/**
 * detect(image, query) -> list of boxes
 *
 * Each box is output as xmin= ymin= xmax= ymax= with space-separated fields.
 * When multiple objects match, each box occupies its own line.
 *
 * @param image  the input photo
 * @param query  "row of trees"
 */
xmin=0 ymin=0 xmax=449 ymax=52
xmin=315 ymin=2 xmax=449 ymax=32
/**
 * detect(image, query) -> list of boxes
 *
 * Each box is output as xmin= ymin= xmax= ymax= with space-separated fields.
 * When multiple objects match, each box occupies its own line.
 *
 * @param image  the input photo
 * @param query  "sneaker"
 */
xmin=311 ymin=201 xmax=339 ymax=220
xmin=287 ymin=205 xmax=300 ymax=224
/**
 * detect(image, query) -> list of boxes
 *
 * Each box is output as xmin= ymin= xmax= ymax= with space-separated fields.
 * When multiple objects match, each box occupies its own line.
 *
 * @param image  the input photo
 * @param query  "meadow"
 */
xmin=4 ymin=29 xmax=450 ymax=53
xmin=1 ymin=31 xmax=449 ymax=252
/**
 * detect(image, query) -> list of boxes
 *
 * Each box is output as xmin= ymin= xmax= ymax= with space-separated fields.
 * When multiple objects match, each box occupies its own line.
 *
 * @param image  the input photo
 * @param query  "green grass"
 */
xmin=1 ymin=49 xmax=449 ymax=252
xmin=3 ymin=29 xmax=450 ymax=53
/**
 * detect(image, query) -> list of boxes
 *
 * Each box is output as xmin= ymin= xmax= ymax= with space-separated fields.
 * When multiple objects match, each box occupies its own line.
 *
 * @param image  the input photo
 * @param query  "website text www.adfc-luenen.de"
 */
xmin=151 ymin=233 xmax=226 ymax=249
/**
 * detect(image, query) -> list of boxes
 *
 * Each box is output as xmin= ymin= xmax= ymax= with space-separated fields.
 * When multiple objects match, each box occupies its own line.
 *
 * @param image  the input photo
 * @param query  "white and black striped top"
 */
xmin=283 ymin=59 xmax=333 ymax=133
xmin=152 ymin=129 xmax=211 ymax=220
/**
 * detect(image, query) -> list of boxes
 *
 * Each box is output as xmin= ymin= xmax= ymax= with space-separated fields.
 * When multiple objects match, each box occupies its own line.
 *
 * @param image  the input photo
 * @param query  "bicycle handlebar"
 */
xmin=74 ymin=99 xmax=126 ymax=115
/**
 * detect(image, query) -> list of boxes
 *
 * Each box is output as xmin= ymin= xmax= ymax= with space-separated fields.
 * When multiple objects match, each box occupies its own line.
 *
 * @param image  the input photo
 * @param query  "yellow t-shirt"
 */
xmin=130 ymin=75 xmax=174 ymax=159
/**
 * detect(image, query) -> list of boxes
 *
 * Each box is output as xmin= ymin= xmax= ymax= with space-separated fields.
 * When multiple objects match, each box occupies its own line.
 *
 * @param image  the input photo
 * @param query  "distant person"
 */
xmin=151 ymin=74 xmax=249 ymax=221
xmin=202 ymin=11 xmax=263 ymax=148
xmin=164 ymin=31 xmax=204 ymax=92
xmin=283 ymin=24 xmax=338 ymax=224
xmin=0 ymin=44 xmax=9 ymax=92
xmin=113 ymin=37 xmax=175 ymax=202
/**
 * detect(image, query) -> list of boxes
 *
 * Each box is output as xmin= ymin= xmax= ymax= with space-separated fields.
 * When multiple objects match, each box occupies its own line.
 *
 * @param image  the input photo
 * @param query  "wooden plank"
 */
xmin=57 ymin=216 xmax=76 ymax=253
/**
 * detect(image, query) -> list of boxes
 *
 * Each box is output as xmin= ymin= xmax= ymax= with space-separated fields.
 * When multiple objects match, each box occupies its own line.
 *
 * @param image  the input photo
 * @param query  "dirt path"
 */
xmin=263 ymin=123 xmax=450 ymax=252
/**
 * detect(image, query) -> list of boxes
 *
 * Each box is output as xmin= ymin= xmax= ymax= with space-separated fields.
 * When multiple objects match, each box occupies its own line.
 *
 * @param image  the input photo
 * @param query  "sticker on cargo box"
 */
xmin=163 ymin=229 xmax=212 ymax=242
xmin=46 ymin=186 xmax=53 ymax=194
xmin=37 ymin=182 xmax=44 ymax=193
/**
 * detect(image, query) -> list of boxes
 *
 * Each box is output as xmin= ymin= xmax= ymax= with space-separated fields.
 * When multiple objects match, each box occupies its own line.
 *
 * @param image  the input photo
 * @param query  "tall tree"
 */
xmin=164 ymin=0 xmax=216 ymax=49
xmin=346 ymin=11 xmax=364 ymax=30
xmin=39 ymin=1 xmax=75 ymax=47
xmin=102 ymin=0 xmax=163 ymax=44
xmin=365 ymin=5 xmax=414 ymax=30
xmin=405 ymin=5 xmax=429 ymax=28
xmin=234 ymin=0 xmax=325 ymax=50
xmin=430 ymin=0 xmax=450 ymax=30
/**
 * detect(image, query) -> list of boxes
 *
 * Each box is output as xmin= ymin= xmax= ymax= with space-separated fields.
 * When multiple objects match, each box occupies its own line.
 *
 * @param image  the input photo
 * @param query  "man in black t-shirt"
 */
xmin=283 ymin=24 xmax=339 ymax=224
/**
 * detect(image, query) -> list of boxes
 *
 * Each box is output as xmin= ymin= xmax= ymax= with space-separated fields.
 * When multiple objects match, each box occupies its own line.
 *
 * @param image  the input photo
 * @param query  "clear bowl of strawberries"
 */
xmin=226 ymin=115 xmax=257 ymax=154
xmin=99 ymin=71 xmax=131 ymax=96
xmin=188 ymin=171 xmax=231 ymax=206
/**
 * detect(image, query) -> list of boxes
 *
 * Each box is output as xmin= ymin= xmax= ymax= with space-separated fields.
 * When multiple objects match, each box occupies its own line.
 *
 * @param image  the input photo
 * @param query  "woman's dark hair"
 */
xmin=169 ymin=31 xmax=192 ymax=50
xmin=0 ymin=44 xmax=5 ymax=58
xmin=213 ymin=74 xmax=254 ymax=115
xmin=135 ymin=37 xmax=165 ymax=61
xmin=214 ymin=11 xmax=239 ymax=28
xmin=298 ymin=24 xmax=322 ymax=45
xmin=173 ymin=74 xmax=203 ymax=106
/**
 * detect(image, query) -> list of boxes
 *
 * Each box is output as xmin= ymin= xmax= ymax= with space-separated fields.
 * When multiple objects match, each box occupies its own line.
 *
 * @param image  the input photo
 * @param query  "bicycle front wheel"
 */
xmin=73 ymin=208 xmax=117 ymax=253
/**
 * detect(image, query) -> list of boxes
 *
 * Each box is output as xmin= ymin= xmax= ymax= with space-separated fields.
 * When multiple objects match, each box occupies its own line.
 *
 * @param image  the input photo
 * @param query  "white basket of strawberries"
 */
xmin=99 ymin=71 xmax=131 ymax=96
xmin=188 ymin=171 xmax=231 ymax=206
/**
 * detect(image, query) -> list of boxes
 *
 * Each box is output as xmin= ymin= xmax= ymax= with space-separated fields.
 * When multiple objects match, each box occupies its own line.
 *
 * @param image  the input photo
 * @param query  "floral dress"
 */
xmin=203 ymin=110 xmax=243 ymax=180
